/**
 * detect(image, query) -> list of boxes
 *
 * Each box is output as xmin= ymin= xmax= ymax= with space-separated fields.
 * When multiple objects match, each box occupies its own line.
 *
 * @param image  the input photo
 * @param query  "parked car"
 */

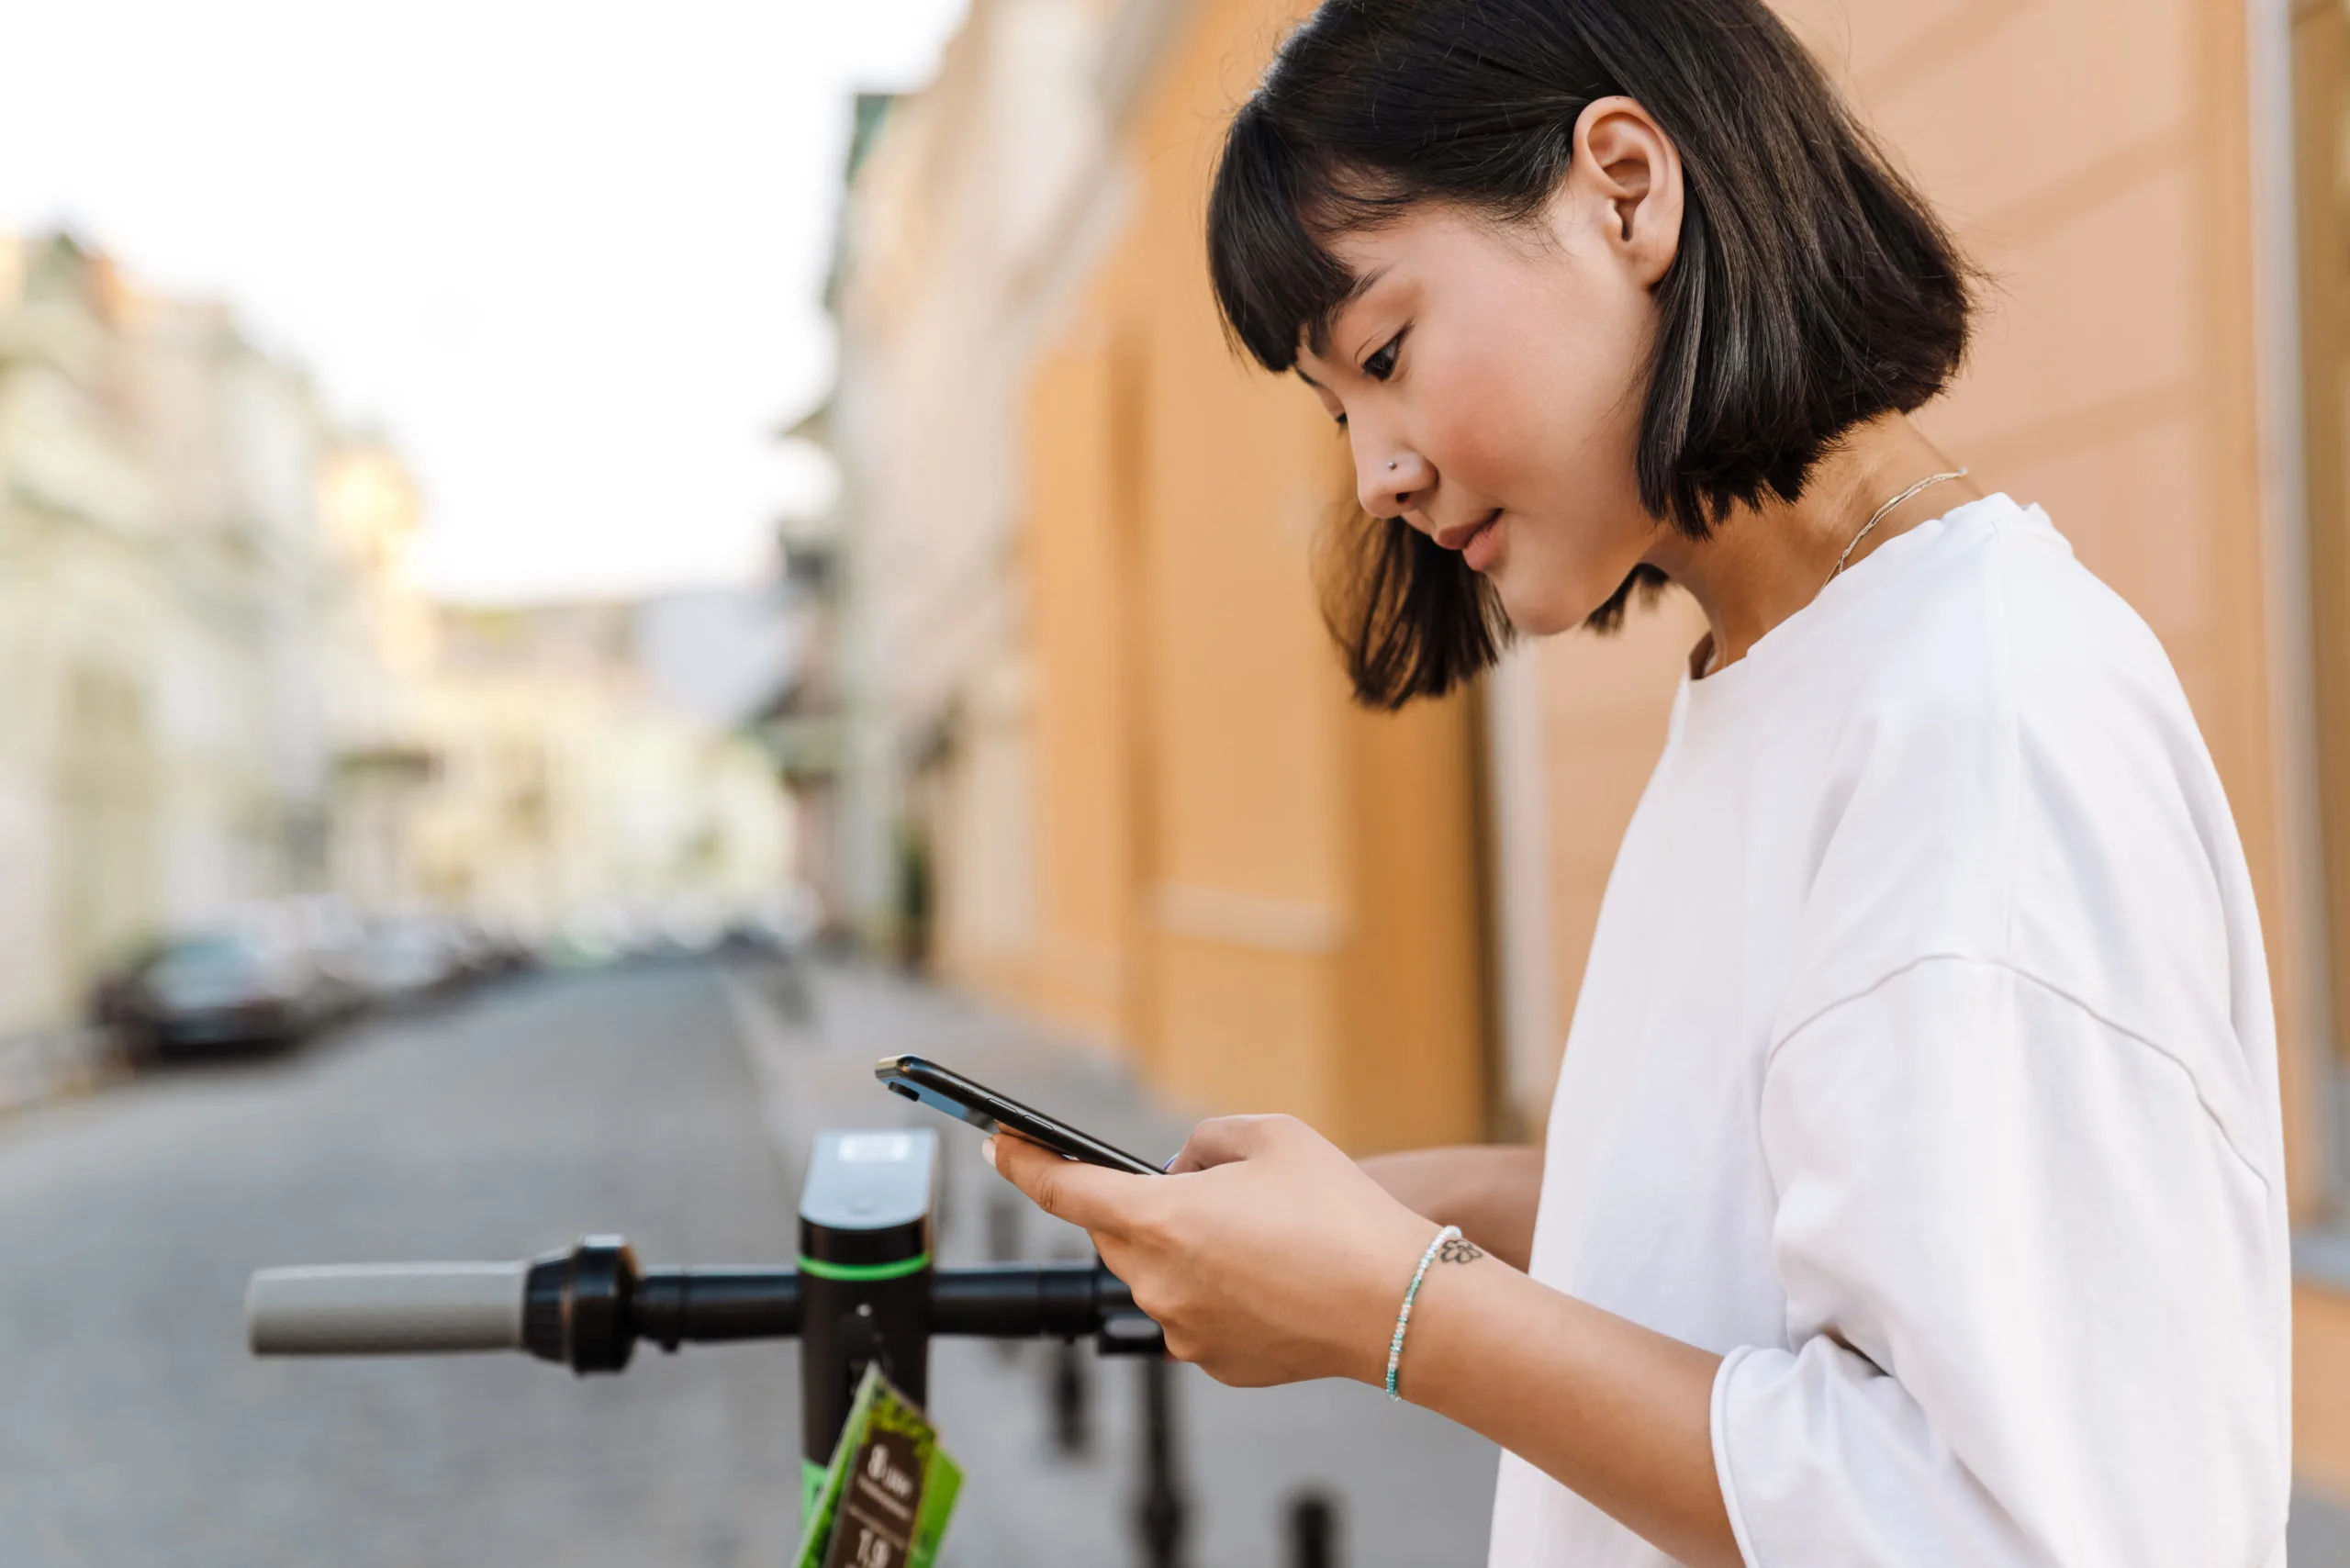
xmin=95 ymin=931 xmax=334 ymax=1059
xmin=353 ymin=916 xmax=463 ymax=1006
xmin=442 ymin=917 xmax=536 ymax=986
xmin=88 ymin=937 xmax=166 ymax=1041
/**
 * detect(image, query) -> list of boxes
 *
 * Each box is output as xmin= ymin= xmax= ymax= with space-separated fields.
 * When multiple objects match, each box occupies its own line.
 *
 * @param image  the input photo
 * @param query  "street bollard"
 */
xmin=987 ymin=1188 xmax=1025 ymax=1366
xmin=1050 ymin=1337 xmax=1092 ymax=1458
xmin=1288 ymin=1488 xmax=1340 ymax=1568
xmin=1136 ymin=1355 xmax=1192 ymax=1568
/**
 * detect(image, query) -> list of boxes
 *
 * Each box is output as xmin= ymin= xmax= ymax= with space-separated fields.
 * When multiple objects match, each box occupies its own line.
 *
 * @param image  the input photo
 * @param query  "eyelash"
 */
xmin=1331 ymin=330 xmax=1406 ymax=430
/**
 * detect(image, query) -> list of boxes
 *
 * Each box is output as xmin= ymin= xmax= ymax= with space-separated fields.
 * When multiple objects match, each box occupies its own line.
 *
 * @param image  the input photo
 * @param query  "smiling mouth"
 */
xmin=1435 ymin=510 xmax=1502 ymax=552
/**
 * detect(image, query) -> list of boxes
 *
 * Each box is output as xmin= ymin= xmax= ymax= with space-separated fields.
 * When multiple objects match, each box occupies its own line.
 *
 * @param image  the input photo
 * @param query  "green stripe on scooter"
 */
xmin=796 ymin=1252 xmax=931 ymax=1282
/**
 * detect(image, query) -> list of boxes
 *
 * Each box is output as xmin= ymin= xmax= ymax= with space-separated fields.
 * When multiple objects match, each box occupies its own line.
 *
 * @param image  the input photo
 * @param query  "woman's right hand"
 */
xmin=1357 ymin=1144 xmax=1544 ymax=1271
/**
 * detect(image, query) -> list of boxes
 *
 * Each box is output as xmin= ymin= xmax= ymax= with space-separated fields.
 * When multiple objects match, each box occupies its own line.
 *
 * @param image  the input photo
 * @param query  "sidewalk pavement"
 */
xmin=0 ymin=1022 xmax=116 ymax=1116
xmin=722 ymin=956 xmax=1500 ymax=1568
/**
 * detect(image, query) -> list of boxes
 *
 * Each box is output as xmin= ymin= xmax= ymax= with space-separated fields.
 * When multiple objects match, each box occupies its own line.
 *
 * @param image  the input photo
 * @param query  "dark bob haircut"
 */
xmin=1207 ymin=0 xmax=1975 ymax=709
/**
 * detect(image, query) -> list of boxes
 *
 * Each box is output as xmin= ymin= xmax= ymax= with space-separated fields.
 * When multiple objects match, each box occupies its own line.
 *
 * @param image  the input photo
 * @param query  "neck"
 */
xmin=1647 ymin=413 xmax=1981 ymax=677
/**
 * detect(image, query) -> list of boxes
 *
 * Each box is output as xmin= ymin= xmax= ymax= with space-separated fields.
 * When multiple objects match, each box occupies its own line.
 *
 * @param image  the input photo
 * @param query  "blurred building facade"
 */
xmin=0 ymin=232 xmax=803 ymax=1037
xmin=316 ymin=440 xmax=439 ymax=914
xmin=822 ymin=0 xmax=1489 ymax=1155
xmin=745 ymin=494 xmax=852 ymax=938
xmin=818 ymin=0 xmax=2350 ymax=1495
xmin=411 ymin=601 xmax=792 ymax=952
xmin=0 ymin=234 xmax=348 ymax=1034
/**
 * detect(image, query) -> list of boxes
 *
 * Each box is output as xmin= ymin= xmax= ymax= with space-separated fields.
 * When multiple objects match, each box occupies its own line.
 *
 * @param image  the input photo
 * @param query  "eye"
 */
xmin=1361 ymin=330 xmax=1404 ymax=382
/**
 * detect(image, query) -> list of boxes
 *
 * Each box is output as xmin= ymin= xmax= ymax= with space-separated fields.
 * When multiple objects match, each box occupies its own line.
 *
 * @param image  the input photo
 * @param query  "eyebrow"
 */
xmin=1302 ymin=263 xmax=1393 ymax=361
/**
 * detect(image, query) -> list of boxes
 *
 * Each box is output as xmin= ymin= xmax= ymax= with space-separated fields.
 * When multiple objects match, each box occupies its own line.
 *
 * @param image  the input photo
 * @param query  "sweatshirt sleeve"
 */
xmin=1713 ymin=956 xmax=2286 ymax=1568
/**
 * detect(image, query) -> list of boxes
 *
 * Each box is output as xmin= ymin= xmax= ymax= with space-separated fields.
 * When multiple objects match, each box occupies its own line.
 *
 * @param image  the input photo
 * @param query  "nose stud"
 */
xmin=1388 ymin=459 xmax=1398 ymax=471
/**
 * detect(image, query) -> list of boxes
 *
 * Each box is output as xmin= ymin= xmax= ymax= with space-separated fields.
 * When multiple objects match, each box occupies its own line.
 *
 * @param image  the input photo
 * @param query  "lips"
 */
xmin=1433 ymin=510 xmax=1500 ymax=552
xmin=1435 ymin=509 xmax=1503 ymax=570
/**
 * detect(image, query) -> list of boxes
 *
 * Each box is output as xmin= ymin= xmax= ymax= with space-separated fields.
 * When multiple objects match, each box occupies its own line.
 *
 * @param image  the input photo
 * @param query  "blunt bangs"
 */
xmin=1205 ymin=103 xmax=1354 ymax=375
xmin=1203 ymin=0 xmax=1975 ymax=710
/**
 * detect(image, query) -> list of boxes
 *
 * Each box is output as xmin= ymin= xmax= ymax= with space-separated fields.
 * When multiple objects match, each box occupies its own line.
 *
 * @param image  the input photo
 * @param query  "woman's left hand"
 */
xmin=986 ymin=1114 xmax=1440 ymax=1387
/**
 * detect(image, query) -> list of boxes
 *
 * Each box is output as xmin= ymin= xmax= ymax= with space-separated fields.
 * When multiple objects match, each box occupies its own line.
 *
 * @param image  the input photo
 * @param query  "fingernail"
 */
xmin=981 ymin=1137 xmax=998 ymax=1169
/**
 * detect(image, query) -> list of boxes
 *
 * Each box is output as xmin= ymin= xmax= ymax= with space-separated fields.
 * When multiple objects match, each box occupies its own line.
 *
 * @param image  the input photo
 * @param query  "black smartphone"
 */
xmin=873 ymin=1054 xmax=1164 ymax=1176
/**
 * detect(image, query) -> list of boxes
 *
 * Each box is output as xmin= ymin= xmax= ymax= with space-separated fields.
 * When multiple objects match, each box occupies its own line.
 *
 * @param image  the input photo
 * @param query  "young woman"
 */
xmin=986 ymin=0 xmax=2292 ymax=1562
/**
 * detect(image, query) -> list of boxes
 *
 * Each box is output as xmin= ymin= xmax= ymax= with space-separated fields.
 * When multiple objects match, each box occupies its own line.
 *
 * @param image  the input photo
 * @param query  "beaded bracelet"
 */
xmin=1386 ymin=1224 xmax=1461 ymax=1401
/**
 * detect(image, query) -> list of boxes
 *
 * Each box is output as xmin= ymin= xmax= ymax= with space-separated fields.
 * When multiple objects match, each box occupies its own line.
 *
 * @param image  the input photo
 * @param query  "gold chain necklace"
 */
xmin=1823 ymin=468 xmax=1969 ymax=589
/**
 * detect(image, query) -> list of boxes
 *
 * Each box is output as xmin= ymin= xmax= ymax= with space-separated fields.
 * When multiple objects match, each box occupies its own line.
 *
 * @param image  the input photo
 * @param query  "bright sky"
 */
xmin=0 ymin=0 xmax=968 ymax=601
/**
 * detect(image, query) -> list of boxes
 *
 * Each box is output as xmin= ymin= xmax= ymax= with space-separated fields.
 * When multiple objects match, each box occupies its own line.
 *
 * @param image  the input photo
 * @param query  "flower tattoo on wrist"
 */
xmin=1435 ymin=1236 xmax=1484 ymax=1265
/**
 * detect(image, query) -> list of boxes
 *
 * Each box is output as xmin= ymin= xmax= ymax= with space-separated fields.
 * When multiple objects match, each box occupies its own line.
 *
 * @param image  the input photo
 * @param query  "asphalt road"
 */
xmin=0 ymin=964 xmax=800 ymax=1568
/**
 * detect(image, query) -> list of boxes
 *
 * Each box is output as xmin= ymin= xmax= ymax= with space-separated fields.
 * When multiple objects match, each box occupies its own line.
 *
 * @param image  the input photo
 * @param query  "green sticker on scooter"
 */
xmin=793 ymin=1363 xmax=962 ymax=1568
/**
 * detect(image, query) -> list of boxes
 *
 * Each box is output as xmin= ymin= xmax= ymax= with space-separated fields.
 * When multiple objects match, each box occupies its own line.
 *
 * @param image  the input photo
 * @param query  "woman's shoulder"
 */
xmin=1845 ymin=497 xmax=2212 ymax=792
xmin=1789 ymin=497 xmax=2256 ymax=1069
xmin=1863 ymin=496 xmax=2187 ymax=725
xmin=1979 ymin=499 xmax=2192 ymax=712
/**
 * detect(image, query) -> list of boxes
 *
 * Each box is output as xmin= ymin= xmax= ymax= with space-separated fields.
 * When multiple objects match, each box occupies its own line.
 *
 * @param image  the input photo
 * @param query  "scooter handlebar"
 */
xmin=247 ymin=1262 xmax=528 ymax=1355
xmin=244 ymin=1238 xmax=1160 ymax=1369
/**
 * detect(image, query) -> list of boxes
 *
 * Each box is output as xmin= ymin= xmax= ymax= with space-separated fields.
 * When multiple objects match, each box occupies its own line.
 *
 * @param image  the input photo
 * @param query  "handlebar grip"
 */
xmin=247 ymin=1262 xmax=528 ymax=1355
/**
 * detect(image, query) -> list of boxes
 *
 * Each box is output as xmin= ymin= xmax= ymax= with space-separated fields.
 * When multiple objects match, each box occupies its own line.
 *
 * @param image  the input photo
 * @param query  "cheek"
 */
xmin=1413 ymin=351 xmax=1561 ymax=510
xmin=1421 ymin=296 xmax=1644 ymax=503
xmin=1515 ymin=305 xmax=1650 ymax=498
xmin=1458 ymin=292 xmax=1657 ymax=627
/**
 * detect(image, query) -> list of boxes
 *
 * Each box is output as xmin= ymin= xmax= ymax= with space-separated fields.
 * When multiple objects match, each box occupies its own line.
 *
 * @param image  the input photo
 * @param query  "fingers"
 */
xmin=1165 ymin=1113 xmax=1292 ymax=1174
xmin=986 ymin=1131 xmax=1146 ymax=1234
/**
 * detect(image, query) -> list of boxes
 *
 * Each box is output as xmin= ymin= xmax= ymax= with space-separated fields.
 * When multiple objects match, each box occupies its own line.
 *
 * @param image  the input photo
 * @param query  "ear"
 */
xmin=1562 ymin=95 xmax=1683 ymax=288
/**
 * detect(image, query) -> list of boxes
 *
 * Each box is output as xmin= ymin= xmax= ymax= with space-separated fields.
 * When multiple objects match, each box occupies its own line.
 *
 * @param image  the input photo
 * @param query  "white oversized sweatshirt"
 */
xmin=1485 ymin=495 xmax=2291 ymax=1568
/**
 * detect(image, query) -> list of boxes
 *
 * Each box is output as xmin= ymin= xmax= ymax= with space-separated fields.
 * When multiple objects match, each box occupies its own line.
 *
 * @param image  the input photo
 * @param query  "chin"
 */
xmin=1494 ymin=546 xmax=1660 ymax=638
xmin=1490 ymin=571 xmax=1589 ymax=639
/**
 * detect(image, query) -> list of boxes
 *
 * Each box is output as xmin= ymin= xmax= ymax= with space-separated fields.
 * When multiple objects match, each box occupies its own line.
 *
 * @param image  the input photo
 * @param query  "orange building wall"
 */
xmin=2299 ymin=0 xmax=2350 ymax=1066
xmin=1021 ymin=318 xmax=1138 ymax=1041
xmin=2300 ymin=1282 xmax=2350 ymax=1496
xmin=1013 ymin=0 xmax=1488 ymax=1149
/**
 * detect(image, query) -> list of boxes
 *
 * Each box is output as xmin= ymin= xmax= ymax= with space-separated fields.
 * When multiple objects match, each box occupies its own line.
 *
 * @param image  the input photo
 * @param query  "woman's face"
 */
xmin=1292 ymin=105 xmax=1682 ymax=635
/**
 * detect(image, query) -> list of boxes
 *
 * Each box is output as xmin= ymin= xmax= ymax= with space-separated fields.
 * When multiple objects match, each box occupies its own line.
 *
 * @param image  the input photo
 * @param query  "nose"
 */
xmin=1356 ymin=443 xmax=1433 ymax=523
